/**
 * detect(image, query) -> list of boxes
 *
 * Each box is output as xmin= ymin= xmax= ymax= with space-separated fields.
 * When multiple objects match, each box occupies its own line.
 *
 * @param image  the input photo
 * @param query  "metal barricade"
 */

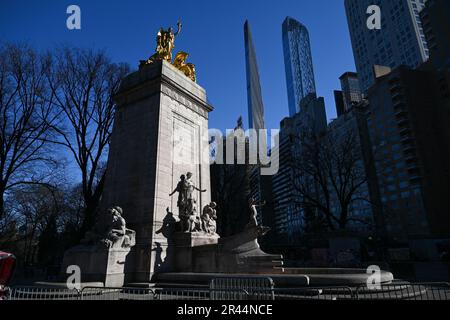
xmin=155 ymin=288 xmax=210 ymax=300
xmin=81 ymin=287 xmax=157 ymax=300
xmin=6 ymin=282 xmax=450 ymax=301
xmin=355 ymin=282 xmax=450 ymax=300
xmin=273 ymin=286 xmax=355 ymax=300
xmin=8 ymin=286 xmax=81 ymax=300
xmin=81 ymin=286 xmax=249 ymax=300
xmin=210 ymin=277 xmax=274 ymax=300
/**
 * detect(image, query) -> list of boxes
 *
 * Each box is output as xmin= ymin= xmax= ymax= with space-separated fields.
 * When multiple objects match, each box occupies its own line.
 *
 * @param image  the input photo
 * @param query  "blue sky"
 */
xmin=0 ymin=0 xmax=356 ymax=132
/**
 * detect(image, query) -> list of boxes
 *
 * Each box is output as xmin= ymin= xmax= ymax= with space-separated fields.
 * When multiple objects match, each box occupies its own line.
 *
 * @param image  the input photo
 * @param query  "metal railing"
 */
xmin=6 ymin=281 xmax=450 ymax=301
xmin=8 ymin=286 xmax=82 ymax=300
xmin=354 ymin=282 xmax=450 ymax=300
xmin=210 ymin=277 xmax=275 ymax=300
xmin=81 ymin=287 xmax=155 ymax=301
xmin=7 ymin=286 xmax=251 ymax=301
xmin=273 ymin=286 xmax=355 ymax=300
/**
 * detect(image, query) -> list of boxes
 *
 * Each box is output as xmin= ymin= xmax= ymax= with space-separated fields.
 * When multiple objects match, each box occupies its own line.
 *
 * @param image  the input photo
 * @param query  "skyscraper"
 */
xmin=244 ymin=20 xmax=265 ymax=131
xmin=420 ymin=0 xmax=450 ymax=72
xmin=367 ymin=65 xmax=450 ymax=237
xmin=210 ymin=118 xmax=252 ymax=237
xmin=243 ymin=21 xmax=269 ymax=231
xmin=419 ymin=0 xmax=450 ymax=156
xmin=270 ymin=94 xmax=327 ymax=247
xmin=272 ymin=17 xmax=326 ymax=247
xmin=282 ymin=17 xmax=317 ymax=116
xmin=271 ymin=115 xmax=303 ymax=244
xmin=339 ymin=72 xmax=363 ymax=111
xmin=334 ymin=90 xmax=346 ymax=117
xmin=344 ymin=0 xmax=430 ymax=93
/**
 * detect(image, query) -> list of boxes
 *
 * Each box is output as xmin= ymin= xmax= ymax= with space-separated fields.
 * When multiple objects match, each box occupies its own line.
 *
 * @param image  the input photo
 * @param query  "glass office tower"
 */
xmin=282 ymin=17 xmax=317 ymax=116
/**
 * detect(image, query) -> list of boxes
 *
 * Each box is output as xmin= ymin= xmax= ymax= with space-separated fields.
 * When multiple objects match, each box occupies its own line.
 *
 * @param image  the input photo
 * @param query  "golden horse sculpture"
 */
xmin=140 ymin=20 xmax=196 ymax=82
xmin=173 ymin=52 xmax=196 ymax=82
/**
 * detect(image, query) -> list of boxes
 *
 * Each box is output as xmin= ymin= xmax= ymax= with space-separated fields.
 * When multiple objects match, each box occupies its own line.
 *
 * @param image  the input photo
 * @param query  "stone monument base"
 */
xmin=173 ymin=232 xmax=220 ymax=273
xmin=216 ymin=226 xmax=284 ymax=274
xmin=152 ymin=268 xmax=395 ymax=288
xmin=61 ymin=245 xmax=133 ymax=287
xmin=164 ymin=226 xmax=283 ymax=276
xmin=152 ymin=225 xmax=395 ymax=288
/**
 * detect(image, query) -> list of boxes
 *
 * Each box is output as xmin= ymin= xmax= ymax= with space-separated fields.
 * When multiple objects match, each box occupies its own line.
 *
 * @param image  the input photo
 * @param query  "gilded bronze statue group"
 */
xmin=140 ymin=20 xmax=196 ymax=82
xmin=169 ymin=172 xmax=217 ymax=235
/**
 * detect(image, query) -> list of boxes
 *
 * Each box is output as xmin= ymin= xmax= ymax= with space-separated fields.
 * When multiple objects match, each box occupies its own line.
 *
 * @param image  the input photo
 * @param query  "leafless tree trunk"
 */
xmin=0 ymin=43 xmax=59 ymax=220
xmin=47 ymin=47 xmax=129 ymax=236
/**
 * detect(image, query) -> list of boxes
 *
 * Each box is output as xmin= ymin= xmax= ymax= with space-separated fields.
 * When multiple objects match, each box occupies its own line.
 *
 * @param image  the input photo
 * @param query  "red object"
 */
xmin=0 ymin=251 xmax=16 ymax=286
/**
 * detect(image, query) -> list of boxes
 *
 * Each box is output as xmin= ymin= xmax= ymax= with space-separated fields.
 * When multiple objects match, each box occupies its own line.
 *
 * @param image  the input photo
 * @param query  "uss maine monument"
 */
xmin=61 ymin=21 xmax=394 ymax=289
xmin=98 ymin=20 xmax=213 ymax=283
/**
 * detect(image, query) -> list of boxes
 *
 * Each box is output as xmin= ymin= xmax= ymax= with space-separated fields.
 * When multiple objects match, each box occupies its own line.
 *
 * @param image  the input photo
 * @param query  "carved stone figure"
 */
xmin=170 ymin=175 xmax=187 ymax=215
xmin=169 ymin=172 xmax=206 ymax=232
xmin=155 ymin=207 xmax=177 ymax=239
xmin=81 ymin=206 xmax=136 ymax=249
xmin=246 ymin=198 xmax=265 ymax=229
xmin=201 ymin=202 xmax=217 ymax=234
xmin=191 ymin=215 xmax=203 ymax=233
xmin=185 ymin=172 xmax=206 ymax=215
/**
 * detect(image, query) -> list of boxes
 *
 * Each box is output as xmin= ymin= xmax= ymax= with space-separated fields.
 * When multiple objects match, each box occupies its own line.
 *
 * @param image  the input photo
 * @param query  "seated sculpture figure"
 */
xmin=201 ymin=202 xmax=217 ymax=234
xmin=82 ymin=206 xmax=136 ymax=249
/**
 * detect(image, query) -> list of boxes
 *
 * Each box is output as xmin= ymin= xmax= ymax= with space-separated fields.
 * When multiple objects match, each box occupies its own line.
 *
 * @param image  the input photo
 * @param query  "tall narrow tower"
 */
xmin=244 ymin=20 xmax=266 ymax=131
xmin=282 ymin=17 xmax=317 ymax=116
xmin=243 ymin=21 xmax=267 ymax=228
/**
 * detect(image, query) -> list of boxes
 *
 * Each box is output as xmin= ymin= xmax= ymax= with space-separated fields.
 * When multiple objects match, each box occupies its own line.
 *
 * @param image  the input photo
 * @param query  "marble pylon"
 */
xmin=101 ymin=60 xmax=213 ymax=282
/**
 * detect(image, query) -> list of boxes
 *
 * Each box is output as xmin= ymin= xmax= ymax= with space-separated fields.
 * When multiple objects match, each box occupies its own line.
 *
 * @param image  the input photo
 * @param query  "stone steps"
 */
xmin=238 ymin=254 xmax=284 ymax=273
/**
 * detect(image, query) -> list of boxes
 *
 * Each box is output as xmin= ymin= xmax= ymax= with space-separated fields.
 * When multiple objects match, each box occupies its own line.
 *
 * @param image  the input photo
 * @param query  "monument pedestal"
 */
xmin=173 ymin=232 xmax=219 ymax=272
xmin=62 ymin=245 xmax=133 ymax=287
xmin=166 ymin=226 xmax=283 ymax=275
xmin=216 ymin=226 xmax=284 ymax=274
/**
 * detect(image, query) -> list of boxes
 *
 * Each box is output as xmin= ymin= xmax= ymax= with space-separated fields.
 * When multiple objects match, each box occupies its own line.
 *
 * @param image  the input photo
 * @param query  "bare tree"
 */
xmin=47 ymin=47 xmax=129 ymax=235
xmin=0 ymin=43 xmax=59 ymax=220
xmin=2 ymin=182 xmax=85 ymax=272
xmin=9 ymin=184 xmax=61 ymax=267
xmin=293 ymin=127 xmax=372 ymax=231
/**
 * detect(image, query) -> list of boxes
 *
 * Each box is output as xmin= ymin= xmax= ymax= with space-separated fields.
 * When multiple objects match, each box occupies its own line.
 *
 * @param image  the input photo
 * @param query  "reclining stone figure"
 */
xmin=81 ymin=206 xmax=136 ymax=249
